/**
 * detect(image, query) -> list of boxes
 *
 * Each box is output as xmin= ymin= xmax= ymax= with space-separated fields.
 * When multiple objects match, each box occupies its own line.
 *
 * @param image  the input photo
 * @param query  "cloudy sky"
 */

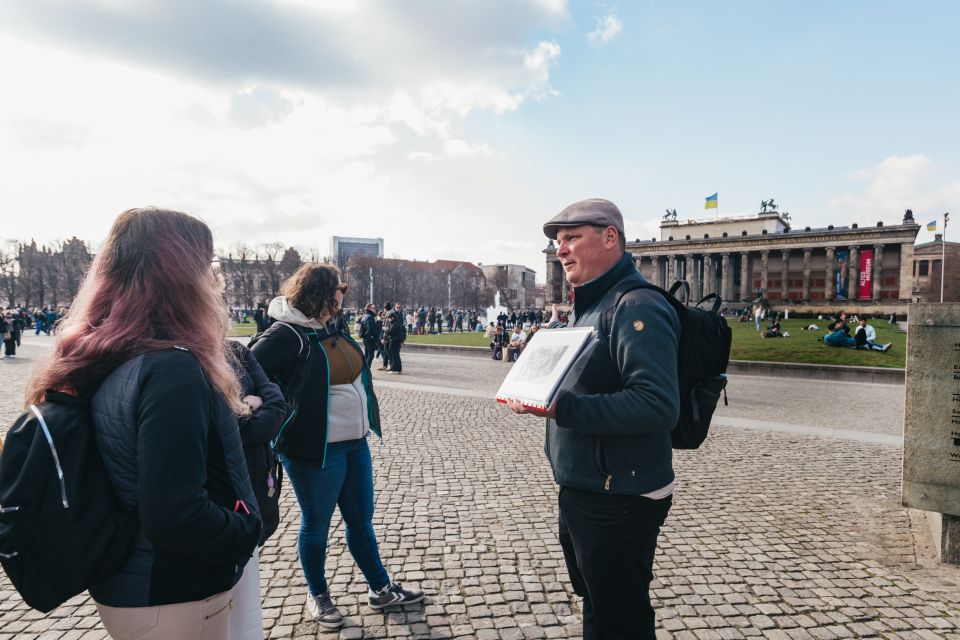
xmin=0 ymin=1 xmax=957 ymax=279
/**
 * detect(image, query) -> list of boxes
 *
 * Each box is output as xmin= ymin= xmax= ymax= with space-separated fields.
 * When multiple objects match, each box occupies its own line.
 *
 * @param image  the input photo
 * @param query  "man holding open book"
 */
xmin=505 ymin=198 xmax=680 ymax=640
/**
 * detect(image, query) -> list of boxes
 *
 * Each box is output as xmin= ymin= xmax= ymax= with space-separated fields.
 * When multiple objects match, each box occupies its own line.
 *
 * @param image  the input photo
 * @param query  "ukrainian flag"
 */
xmin=927 ymin=220 xmax=937 ymax=231
xmin=704 ymin=193 xmax=718 ymax=210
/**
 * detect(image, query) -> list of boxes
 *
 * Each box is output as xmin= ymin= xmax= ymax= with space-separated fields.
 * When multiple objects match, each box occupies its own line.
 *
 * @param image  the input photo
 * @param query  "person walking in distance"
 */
xmin=358 ymin=303 xmax=381 ymax=368
xmin=506 ymin=199 xmax=679 ymax=639
xmin=250 ymin=264 xmax=423 ymax=631
xmin=386 ymin=305 xmax=404 ymax=374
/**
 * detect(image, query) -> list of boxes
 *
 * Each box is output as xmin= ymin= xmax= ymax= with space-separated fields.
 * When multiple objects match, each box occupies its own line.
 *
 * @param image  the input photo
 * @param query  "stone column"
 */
xmin=667 ymin=255 xmax=676 ymax=286
xmin=802 ymin=248 xmax=812 ymax=302
xmin=873 ymin=244 xmax=884 ymax=302
xmin=545 ymin=258 xmax=555 ymax=302
xmin=686 ymin=255 xmax=697 ymax=302
xmin=825 ymin=246 xmax=835 ymax=301
xmin=740 ymin=252 xmax=750 ymax=302
xmin=721 ymin=253 xmax=731 ymax=302
xmin=899 ymin=242 xmax=915 ymax=302
xmin=704 ymin=255 xmax=715 ymax=295
xmin=651 ymin=256 xmax=661 ymax=289
xmin=760 ymin=250 xmax=769 ymax=299
xmin=780 ymin=250 xmax=790 ymax=302
xmin=848 ymin=246 xmax=860 ymax=301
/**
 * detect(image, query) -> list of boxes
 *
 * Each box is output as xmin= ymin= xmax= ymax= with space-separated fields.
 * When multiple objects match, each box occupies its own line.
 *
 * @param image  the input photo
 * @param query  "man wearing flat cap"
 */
xmin=506 ymin=198 xmax=679 ymax=639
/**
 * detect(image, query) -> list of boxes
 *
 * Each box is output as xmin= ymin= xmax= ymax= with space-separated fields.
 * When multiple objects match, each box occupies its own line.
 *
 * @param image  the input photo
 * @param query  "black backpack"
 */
xmin=248 ymin=322 xmax=311 ymax=450
xmin=0 ymin=391 xmax=138 ymax=612
xmin=603 ymin=279 xmax=731 ymax=449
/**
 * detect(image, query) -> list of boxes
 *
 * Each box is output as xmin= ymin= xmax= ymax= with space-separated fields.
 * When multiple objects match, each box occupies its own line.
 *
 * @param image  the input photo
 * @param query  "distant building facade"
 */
xmin=545 ymin=209 xmax=925 ymax=315
xmin=344 ymin=256 xmax=486 ymax=309
xmin=912 ymin=237 xmax=960 ymax=303
xmin=481 ymin=264 xmax=537 ymax=310
xmin=330 ymin=236 xmax=384 ymax=265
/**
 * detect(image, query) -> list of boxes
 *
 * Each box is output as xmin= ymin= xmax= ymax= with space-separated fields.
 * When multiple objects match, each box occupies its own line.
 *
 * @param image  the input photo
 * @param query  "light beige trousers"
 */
xmin=96 ymin=590 xmax=231 ymax=640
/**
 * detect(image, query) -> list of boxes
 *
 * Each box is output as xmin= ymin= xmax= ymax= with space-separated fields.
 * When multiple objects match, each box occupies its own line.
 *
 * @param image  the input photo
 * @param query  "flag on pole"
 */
xmin=927 ymin=220 xmax=937 ymax=231
xmin=704 ymin=193 xmax=718 ymax=210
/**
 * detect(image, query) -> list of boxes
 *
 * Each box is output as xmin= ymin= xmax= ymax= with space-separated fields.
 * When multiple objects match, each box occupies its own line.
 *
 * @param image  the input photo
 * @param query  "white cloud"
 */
xmin=827 ymin=155 xmax=960 ymax=235
xmin=587 ymin=13 xmax=623 ymax=45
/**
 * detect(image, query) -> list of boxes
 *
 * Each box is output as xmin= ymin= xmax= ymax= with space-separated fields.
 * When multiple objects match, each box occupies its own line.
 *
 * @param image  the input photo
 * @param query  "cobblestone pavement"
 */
xmin=0 ymin=337 xmax=957 ymax=639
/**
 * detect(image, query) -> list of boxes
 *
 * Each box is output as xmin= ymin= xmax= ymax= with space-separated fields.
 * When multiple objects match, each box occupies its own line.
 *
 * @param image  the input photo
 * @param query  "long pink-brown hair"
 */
xmin=26 ymin=207 xmax=247 ymax=414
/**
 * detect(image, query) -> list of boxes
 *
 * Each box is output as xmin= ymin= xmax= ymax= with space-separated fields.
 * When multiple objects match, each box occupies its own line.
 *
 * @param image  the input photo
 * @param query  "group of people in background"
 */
xmin=356 ymin=302 xmax=405 ymax=374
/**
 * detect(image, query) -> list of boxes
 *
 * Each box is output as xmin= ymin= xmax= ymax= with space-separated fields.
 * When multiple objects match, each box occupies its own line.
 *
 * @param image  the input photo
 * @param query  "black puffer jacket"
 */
xmin=229 ymin=342 xmax=286 ymax=545
xmin=90 ymin=349 xmax=261 ymax=607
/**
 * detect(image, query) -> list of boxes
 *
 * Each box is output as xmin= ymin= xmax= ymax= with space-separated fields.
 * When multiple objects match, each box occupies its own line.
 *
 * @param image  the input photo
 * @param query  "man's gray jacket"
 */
xmin=546 ymin=252 xmax=680 ymax=496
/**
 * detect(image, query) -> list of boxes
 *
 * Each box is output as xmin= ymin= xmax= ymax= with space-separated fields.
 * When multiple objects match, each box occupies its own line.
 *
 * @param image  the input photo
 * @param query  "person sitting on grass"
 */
xmin=760 ymin=319 xmax=783 ymax=339
xmin=854 ymin=318 xmax=892 ymax=352
xmin=823 ymin=321 xmax=856 ymax=348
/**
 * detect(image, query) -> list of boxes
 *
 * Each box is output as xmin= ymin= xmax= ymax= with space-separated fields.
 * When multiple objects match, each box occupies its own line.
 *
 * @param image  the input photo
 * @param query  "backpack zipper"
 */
xmin=29 ymin=405 xmax=69 ymax=508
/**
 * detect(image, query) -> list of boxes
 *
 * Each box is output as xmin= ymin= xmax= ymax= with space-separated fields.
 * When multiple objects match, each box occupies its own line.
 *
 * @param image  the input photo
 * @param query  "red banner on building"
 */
xmin=858 ymin=249 xmax=874 ymax=300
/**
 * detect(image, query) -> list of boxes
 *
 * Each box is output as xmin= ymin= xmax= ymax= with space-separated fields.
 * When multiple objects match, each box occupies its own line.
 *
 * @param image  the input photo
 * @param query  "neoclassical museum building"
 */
xmin=545 ymin=208 xmax=923 ymax=315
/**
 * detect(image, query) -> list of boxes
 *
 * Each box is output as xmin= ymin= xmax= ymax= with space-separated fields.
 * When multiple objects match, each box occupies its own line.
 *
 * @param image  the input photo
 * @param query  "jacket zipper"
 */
xmin=594 ymin=438 xmax=612 ymax=492
xmin=29 ymin=405 xmax=69 ymax=508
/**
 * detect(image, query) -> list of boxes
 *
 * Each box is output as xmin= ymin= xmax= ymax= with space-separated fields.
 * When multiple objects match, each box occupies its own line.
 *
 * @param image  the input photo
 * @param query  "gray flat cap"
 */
xmin=543 ymin=198 xmax=624 ymax=240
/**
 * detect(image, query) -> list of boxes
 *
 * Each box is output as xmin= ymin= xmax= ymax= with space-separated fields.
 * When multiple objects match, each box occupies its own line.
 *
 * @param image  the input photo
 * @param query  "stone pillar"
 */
xmin=721 ymin=253 xmax=731 ymax=302
xmin=825 ymin=246 xmax=836 ymax=301
xmin=760 ymin=250 xmax=769 ymax=299
xmin=651 ymin=256 xmax=661 ymax=290
xmin=667 ymin=255 xmax=677 ymax=286
xmin=802 ymin=248 xmax=812 ymax=302
xmin=686 ymin=255 xmax=697 ymax=302
xmin=899 ymin=242 xmax=915 ymax=302
xmin=848 ymin=246 xmax=860 ymax=301
xmin=704 ymin=255 xmax=715 ymax=295
xmin=545 ymin=258 xmax=554 ymax=302
xmin=873 ymin=244 xmax=884 ymax=302
xmin=780 ymin=250 xmax=790 ymax=302
xmin=740 ymin=252 xmax=750 ymax=302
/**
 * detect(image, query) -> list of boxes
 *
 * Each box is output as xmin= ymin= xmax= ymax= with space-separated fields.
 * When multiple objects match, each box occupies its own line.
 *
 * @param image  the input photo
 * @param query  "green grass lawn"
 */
xmin=729 ymin=318 xmax=905 ymax=368
xmin=394 ymin=319 xmax=908 ymax=368
xmin=227 ymin=323 xmax=258 ymax=337
xmin=404 ymin=331 xmax=489 ymax=347
xmin=230 ymin=317 xmax=906 ymax=368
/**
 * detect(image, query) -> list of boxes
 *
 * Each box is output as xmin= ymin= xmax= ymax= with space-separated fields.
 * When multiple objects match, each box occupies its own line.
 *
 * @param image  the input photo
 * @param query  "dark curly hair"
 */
xmin=280 ymin=263 xmax=343 ymax=320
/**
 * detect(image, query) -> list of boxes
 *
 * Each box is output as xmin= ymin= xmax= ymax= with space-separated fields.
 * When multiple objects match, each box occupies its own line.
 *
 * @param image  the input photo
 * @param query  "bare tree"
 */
xmin=224 ymin=243 xmax=257 ymax=308
xmin=59 ymin=237 xmax=92 ymax=303
xmin=0 ymin=241 xmax=19 ymax=308
xmin=259 ymin=242 xmax=285 ymax=298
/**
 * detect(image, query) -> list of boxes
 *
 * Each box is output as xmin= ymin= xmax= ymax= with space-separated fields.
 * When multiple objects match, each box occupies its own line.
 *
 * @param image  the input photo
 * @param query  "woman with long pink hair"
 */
xmin=27 ymin=208 xmax=261 ymax=639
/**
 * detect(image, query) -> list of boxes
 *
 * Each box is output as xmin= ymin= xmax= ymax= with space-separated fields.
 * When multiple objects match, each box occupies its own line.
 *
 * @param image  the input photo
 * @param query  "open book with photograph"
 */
xmin=495 ymin=326 xmax=596 ymax=411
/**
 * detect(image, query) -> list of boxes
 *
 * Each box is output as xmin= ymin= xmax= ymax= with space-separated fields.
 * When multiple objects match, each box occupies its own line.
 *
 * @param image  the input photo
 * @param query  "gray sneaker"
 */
xmin=307 ymin=590 xmax=344 ymax=629
xmin=368 ymin=582 xmax=425 ymax=610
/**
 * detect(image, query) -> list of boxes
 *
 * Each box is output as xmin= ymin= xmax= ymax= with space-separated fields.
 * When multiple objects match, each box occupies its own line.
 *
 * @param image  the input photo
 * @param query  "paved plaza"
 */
xmin=0 ymin=335 xmax=958 ymax=639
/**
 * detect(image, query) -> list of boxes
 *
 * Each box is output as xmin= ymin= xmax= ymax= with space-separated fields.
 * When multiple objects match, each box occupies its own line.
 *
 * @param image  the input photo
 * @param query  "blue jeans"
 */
xmin=280 ymin=439 xmax=390 ymax=595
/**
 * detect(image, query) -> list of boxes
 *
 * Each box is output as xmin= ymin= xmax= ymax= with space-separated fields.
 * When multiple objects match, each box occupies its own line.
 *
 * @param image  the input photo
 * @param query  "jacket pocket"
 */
xmin=594 ymin=438 xmax=613 ymax=491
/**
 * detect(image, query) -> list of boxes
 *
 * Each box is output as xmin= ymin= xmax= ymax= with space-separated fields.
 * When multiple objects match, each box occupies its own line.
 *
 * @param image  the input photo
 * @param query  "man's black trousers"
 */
xmin=389 ymin=342 xmax=402 ymax=372
xmin=558 ymin=486 xmax=672 ymax=640
xmin=363 ymin=339 xmax=378 ymax=368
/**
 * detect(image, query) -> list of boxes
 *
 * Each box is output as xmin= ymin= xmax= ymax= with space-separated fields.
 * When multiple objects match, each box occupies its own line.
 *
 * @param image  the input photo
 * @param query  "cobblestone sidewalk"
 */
xmin=0 ymin=345 xmax=957 ymax=639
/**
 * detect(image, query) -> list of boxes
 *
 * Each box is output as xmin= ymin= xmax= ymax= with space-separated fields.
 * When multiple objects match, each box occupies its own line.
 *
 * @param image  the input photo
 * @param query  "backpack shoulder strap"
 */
xmin=600 ymin=277 xmax=673 ymax=338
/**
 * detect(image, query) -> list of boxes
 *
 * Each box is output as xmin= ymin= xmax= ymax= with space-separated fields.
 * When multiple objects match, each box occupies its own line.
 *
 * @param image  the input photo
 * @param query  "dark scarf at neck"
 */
xmin=572 ymin=252 xmax=637 ymax=319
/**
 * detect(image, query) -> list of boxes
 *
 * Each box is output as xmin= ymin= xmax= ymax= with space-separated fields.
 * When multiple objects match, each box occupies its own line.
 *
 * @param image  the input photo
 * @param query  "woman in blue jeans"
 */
xmin=250 ymin=263 xmax=423 ymax=630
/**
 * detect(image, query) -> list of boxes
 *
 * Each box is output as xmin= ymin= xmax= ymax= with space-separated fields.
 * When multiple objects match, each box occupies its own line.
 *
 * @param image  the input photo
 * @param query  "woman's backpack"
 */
xmin=0 ymin=391 xmax=138 ymax=612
